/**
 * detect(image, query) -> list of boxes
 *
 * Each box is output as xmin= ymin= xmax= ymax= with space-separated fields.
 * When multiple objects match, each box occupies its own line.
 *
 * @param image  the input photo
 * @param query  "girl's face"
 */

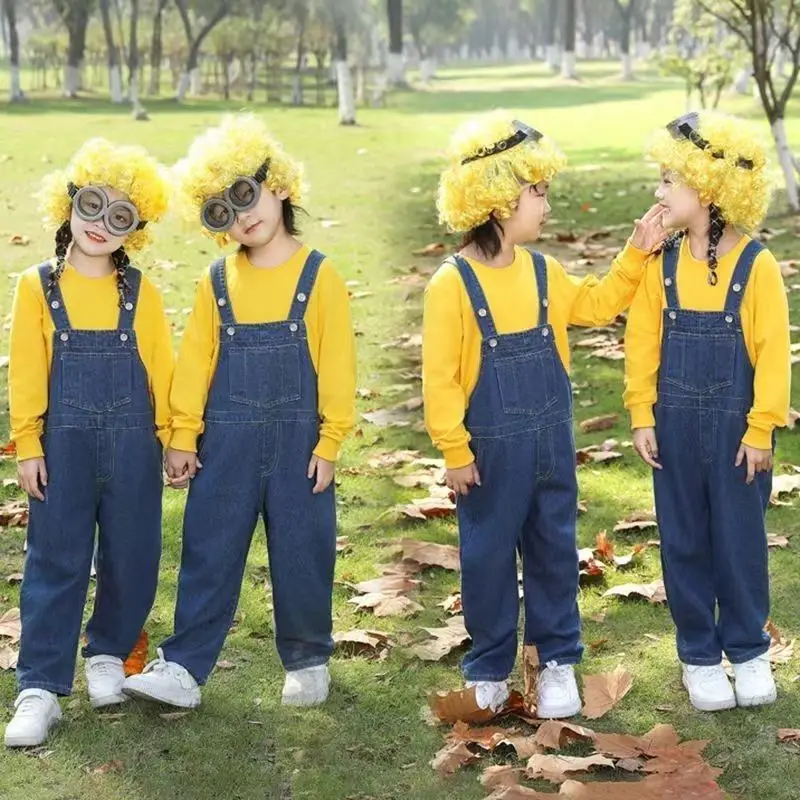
xmin=505 ymin=180 xmax=551 ymax=243
xmin=227 ymin=182 xmax=290 ymax=248
xmin=655 ymin=168 xmax=705 ymax=230
xmin=70 ymin=185 xmax=130 ymax=257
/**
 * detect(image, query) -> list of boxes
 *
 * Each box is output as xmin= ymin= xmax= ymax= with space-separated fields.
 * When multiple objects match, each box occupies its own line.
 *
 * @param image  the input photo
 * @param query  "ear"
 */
xmin=276 ymin=188 xmax=290 ymax=201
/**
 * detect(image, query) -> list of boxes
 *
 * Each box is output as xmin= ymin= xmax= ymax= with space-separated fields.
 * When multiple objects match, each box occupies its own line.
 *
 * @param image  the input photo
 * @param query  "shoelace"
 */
xmin=142 ymin=647 xmax=170 ymax=675
xmin=89 ymin=660 xmax=119 ymax=678
xmin=15 ymin=695 xmax=47 ymax=716
xmin=735 ymin=660 xmax=765 ymax=677
xmin=540 ymin=661 xmax=571 ymax=688
xmin=691 ymin=665 xmax=727 ymax=684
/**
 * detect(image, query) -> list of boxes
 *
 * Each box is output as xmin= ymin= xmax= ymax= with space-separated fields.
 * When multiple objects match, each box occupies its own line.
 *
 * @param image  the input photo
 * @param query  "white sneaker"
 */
xmin=282 ymin=664 xmax=331 ymax=707
xmin=465 ymin=680 xmax=509 ymax=712
xmin=537 ymin=662 xmax=581 ymax=719
xmin=122 ymin=648 xmax=201 ymax=708
xmin=682 ymin=663 xmax=736 ymax=712
xmin=5 ymin=689 xmax=62 ymax=748
xmin=85 ymin=655 xmax=128 ymax=709
xmin=733 ymin=654 xmax=777 ymax=708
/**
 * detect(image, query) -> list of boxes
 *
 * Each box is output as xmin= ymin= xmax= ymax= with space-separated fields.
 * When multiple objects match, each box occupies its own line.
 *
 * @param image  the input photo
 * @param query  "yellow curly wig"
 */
xmin=38 ymin=137 xmax=169 ymax=253
xmin=648 ymin=111 xmax=772 ymax=231
xmin=437 ymin=110 xmax=566 ymax=233
xmin=172 ymin=113 xmax=306 ymax=247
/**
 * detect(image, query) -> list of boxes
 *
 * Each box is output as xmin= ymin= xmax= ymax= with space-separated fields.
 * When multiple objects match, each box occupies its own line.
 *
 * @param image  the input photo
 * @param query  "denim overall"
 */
xmin=161 ymin=251 xmax=336 ymax=682
xmin=17 ymin=264 xmax=163 ymax=695
xmin=454 ymin=251 xmax=583 ymax=681
xmin=654 ymin=239 xmax=772 ymax=666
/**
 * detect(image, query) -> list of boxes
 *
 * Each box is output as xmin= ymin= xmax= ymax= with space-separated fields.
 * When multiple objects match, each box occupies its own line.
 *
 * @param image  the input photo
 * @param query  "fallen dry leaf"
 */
xmin=333 ymin=629 xmax=392 ymax=658
xmin=353 ymin=575 xmax=420 ymax=595
xmin=349 ymin=593 xmax=423 ymax=618
xmin=613 ymin=511 xmax=658 ymax=533
xmin=9 ymin=234 xmax=30 ymax=246
xmin=412 ymin=616 xmax=470 ymax=661
xmin=0 ymin=500 xmax=28 ymax=528
xmin=559 ymin=763 xmax=725 ymax=798
xmin=361 ymin=407 xmax=414 ymax=428
xmin=397 ymin=491 xmax=456 ymax=520
xmin=0 ymin=607 xmax=21 ymax=643
xmin=787 ymin=408 xmax=799 ymax=429
xmin=771 ymin=473 xmax=800 ymax=504
xmin=603 ymin=580 xmax=666 ymax=605
xmin=594 ymin=724 xmax=680 ymax=759
xmin=766 ymin=620 xmax=795 ymax=665
xmin=642 ymin=740 xmax=715 ymax=775
xmin=367 ymin=450 xmax=421 ymax=469
xmin=430 ymin=740 xmax=479 ymax=776
xmin=90 ymin=760 xmax=124 ymax=775
xmin=526 ymin=753 xmax=615 ymax=784
xmin=522 ymin=645 xmax=540 ymax=714
xmin=449 ymin=720 xmax=516 ymax=750
xmin=0 ymin=644 xmax=19 ymax=670
xmin=498 ymin=690 xmax=541 ymax=726
xmin=497 ymin=733 xmax=544 ymax=759
xmin=777 ymin=729 xmax=800 ymax=742
xmin=485 ymin=786 xmax=554 ymax=799
xmin=399 ymin=538 xmax=460 ymax=571
xmin=5 ymin=573 xmax=23 ymax=585
xmin=582 ymin=666 xmax=633 ymax=720
xmin=594 ymin=532 xmax=615 ymax=563
xmin=767 ymin=534 xmax=790 ymax=549
xmin=613 ymin=544 xmax=646 ymax=568
xmin=440 ymin=593 xmax=462 ymax=615
xmin=481 ymin=764 xmax=523 ymax=790
xmin=534 ymin=720 xmax=595 ymax=750
xmin=579 ymin=414 xmax=619 ymax=434
xmin=413 ymin=242 xmax=447 ymax=257
xmin=428 ymin=685 xmax=496 ymax=724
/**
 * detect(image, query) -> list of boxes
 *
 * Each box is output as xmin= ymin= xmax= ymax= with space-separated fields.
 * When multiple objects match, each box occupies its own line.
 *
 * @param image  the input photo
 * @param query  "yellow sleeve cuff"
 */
xmin=15 ymin=435 xmax=44 ymax=461
xmin=313 ymin=436 xmax=341 ymax=463
xmin=742 ymin=425 xmax=773 ymax=451
xmin=618 ymin=240 xmax=652 ymax=272
xmin=170 ymin=428 xmax=199 ymax=453
xmin=156 ymin=429 xmax=170 ymax=450
xmin=630 ymin=404 xmax=656 ymax=430
xmin=442 ymin=444 xmax=475 ymax=470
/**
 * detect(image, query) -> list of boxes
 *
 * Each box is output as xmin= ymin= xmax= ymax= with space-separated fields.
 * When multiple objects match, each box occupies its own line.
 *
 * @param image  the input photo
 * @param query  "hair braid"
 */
xmin=110 ymin=246 xmax=132 ymax=308
xmin=47 ymin=220 xmax=73 ymax=298
xmin=707 ymin=203 xmax=726 ymax=286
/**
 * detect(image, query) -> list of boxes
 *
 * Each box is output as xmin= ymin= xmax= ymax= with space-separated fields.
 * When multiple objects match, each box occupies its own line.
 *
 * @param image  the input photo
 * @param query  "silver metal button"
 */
xmin=297 ymin=292 xmax=307 ymax=303
xmin=59 ymin=332 xmax=68 ymax=342
xmin=732 ymin=283 xmax=741 ymax=293
xmin=664 ymin=277 xmax=673 ymax=287
xmin=226 ymin=326 xmax=235 ymax=336
xmin=120 ymin=333 xmax=129 ymax=342
xmin=725 ymin=314 xmax=733 ymax=323
xmin=289 ymin=323 xmax=299 ymax=332
xmin=669 ymin=311 xmax=677 ymax=320
xmin=542 ymin=329 xmax=550 ymax=337
xmin=124 ymin=302 xmax=134 ymax=311
xmin=488 ymin=338 xmax=498 ymax=348
xmin=218 ymin=297 xmax=227 ymax=307
xmin=478 ymin=308 xmax=487 ymax=317
xmin=542 ymin=298 xmax=549 ymax=307
xmin=50 ymin=300 xmax=60 ymax=309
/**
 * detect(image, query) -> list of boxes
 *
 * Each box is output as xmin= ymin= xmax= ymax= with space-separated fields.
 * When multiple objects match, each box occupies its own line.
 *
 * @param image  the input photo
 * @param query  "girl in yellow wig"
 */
xmin=423 ymin=110 xmax=668 ymax=718
xmin=625 ymin=111 xmax=790 ymax=713
xmin=123 ymin=114 xmax=356 ymax=710
xmin=6 ymin=139 xmax=173 ymax=748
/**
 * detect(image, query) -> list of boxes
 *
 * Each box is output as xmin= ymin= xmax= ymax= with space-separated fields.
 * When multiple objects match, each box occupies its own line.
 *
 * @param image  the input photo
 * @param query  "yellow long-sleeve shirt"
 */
xmin=423 ymin=243 xmax=648 ymax=468
xmin=624 ymin=235 xmax=791 ymax=450
xmin=9 ymin=261 xmax=174 ymax=461
xmin=170 ymin=245 xmax=356 ymax=462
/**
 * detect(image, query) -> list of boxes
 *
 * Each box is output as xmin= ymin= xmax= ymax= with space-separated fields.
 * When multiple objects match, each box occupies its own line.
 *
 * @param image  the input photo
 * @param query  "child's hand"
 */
xmin=630 ymin=204 xmax=669 ymax=252
xmin=735 ymin=443 xmax=772 ymax=484
xmin=166 ymin=448 xmax=202 ymax=490
xmin=18 ymin=457 xmax=48 ymax=501
xmin=307 ymin=454 xmax=335 ymax=494
xmin=632 ymin=427 xmax=662 ymax=470
xmin=446 ymin=463 xmax=481 ymax=496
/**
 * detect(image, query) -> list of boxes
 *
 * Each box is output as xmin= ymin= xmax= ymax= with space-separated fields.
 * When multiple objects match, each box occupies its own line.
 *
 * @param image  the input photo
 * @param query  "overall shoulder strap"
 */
xmin=288 ymin=249 xmax=325 ymax=321
xmin=209 ymin=257 xmax=235 ymax=326
xmin=38 ymin=261 xmax=71 ymax=329
xmin=724 ymin=238 xmax=765 ymax=315
xmin=451 ymin=254 xmax=498 ymax=340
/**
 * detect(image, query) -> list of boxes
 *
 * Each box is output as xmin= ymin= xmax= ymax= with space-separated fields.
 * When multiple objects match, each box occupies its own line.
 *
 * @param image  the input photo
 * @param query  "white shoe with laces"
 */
xmin=122 ymin=648 xmax=201 ymax=708
xmin=537 ymin=661 xmax=581 ymax=719
xmin=465 ymin=680 xmax=509 ymax=712
xmin=85 ymin=654 xmax=128 ymax=709
xmin=282 ymin=664 xmax=331 ymax=707
xmin=5 ymin=689 xmax=62 ymax=748
xmin=682 ymin=663 xmax=736 ymax=711
xmin=732 ymin=654 xmax=777 ymax=708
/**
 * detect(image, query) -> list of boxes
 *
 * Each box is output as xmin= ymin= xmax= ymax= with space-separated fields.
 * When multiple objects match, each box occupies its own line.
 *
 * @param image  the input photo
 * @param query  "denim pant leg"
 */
xmin=520 ymin=421 xmax=583 ymax=665
xmin=84 ymin=429 xmax=163 ymax=660
xmin=459 ymin=436 xmax=533 ymax=682
xmin=161 ymin=424 xmax=262 ymax=683
xmin=264 ymin=421 xmax=336 ymax=671
xmin=17 ymin=429 xmax=97 ymax=695
xmin=654 ymin=407 xmax=721 ymax=665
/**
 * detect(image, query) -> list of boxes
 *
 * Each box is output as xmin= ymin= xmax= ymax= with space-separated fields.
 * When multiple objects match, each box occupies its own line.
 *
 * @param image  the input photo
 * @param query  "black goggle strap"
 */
xmin=666 ymin=114 xmax=754 ymax=170
xmin=251 ymin=159 xmax=270 ymax=184
xmin=461 ymin=120 xmax=544 ymax=166
xmin=67 ymin=182 xmax=147 ymax=229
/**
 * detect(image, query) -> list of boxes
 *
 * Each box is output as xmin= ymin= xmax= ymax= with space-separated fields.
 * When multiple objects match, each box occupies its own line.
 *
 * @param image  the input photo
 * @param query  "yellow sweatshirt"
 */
xmin=170 ymin=245 xmax=356 ymax=462
xmin=9 ymin=261 xmax=174 ymax=461
xmin=423 ymin=243 xmax=648 ymax=468
xmin=624 ymin=235 xmax=791 ymax=450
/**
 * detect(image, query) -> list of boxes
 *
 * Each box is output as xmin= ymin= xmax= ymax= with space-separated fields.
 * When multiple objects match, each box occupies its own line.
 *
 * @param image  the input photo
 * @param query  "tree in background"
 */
xmin=545 ymin=0 xmax=560 ymax=69
xmin=173 ymin=0 xmax=231 ymax=100
xmin=386 ymin=0 xmax=405 ymax=85
xmin=2 ymin=0 xmax=25 ymax=101
xmin=405 ymin=0 xmax=474 ymax=82
xmin=612 ymin=0 xmax=637 ymax=79
xmin=147 ymin=0 xmax=170 ymax=95
xmin=98 ymin=0 xmax=123 ymax=101
xmin=562 ymin=0 xmax=577 ymax=77
xmin=52 ymin=0 xmax=95 ymax=96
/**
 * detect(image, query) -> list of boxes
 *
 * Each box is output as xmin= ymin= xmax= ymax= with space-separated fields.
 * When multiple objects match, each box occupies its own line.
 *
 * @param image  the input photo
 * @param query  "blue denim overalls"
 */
xmin=453 ymin=251 xmax=584 ymax=681
xmin=161 ymin=251 xmax=336 ymax=682
xmin=17 ymin=263 xmax=163 ymax=695
xmin=654 ymin=239 xmax=772 ymax=666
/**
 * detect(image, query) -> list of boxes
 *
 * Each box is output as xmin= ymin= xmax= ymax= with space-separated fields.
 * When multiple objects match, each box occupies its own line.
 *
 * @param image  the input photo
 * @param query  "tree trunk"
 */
xmin=386 ymin=0 xmax=405 ymax=85
xmin=99 ymin=0 xmax=124 ymax=102
xmin=61 ymin=1 xmax=92 ymax=98
xmin=545 ymin=0 xmax=559 ymax=70
xmin=561 ymin=0 xmax=577 ymax=79
xmin=334 ymin=17 xmax=355 ymax=124
xmin=771 ymin=117 xmax=799 ymax=212
xmin=148 ymin=0 xmax=168 ymax=96
xmin=732 ymin=66 xmax=751 ymax=94
xmin=619 ymin=2 xmax=634 ymax=80
xmin=3 ymin=0 xmax=24 ymax=101
xmin=291 ymin=5 xmax=307 ymax=106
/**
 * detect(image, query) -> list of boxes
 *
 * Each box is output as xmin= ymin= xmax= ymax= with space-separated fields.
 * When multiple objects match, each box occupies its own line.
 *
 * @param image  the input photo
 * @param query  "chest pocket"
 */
xmin=59 ymin=351 xmax=133 ymax=413
xmin=228 ymin=343 xmax=302 ymax=409
xmin=493 ymin=348 xmax=559 ymax=416
xmin=663 ymin=331 xmax=737 ymax=394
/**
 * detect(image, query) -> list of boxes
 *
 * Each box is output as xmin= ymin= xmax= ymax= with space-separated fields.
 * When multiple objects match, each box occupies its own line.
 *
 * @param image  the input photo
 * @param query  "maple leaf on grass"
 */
xmin=332 ymin=629 xmax=392 ymax=659
xmin=522 ymin=645 xmax=540 ymax=715
xmin=497 ymin=732 xmax=545 ymax=759
xmin=353 ymin=575 xmax=420 ymax=595
xmin=0 ymin=500 xmax=29 ymax=527
xmin=765 ymin=620 xmax=795 ymax=665
xmin=394 ymin=487 xmax=457 ymax=520
xmin=440 ymin=592 xmax=462 ymax=614
xmin=485 ymin=786 xmax=554 ymax=799
xmin=428 ymin=685 xmax=497 ymax=725
xmin=0 ymin=607 xmax=22 ymax=643
xmin=594 ymin=532 xmax=615 ymax=563
xmin=497 ymin=691 xmax=541 ymax=726
xmin=430 ymin=740 xmax=479 ymax=776
xmin=777 ymin=729 xmax=800 ymax=742
xmin=399 ymin=537 xmax=460 ymax=571
xmin=481 ymin=764 xmax=524 ymax=790
xmin=412 ymin=616 xmax=470 ymax=661
xmin=767 ymin=534 xmax=790 ymax=549
xmin=348 ymin=593 xmax=423 ymax=618
xmin=613 ymin=511 xmax=658 ymax=533
xmin=581 ymin=666 xmax=633 ymax=720
xmin=448 ymin=720 xmax=518 ymax=750
xmin=0 ymin=644 xmax=19 ymax=670
xmin=534 ymin=720 xmax=596 ymax=750
xmin=526 ymin=753 xmax=616 ymax=784
xmin=603 ymin=580 xmax=666 ymax=605
xmin=576 ymin=446 xmax=623 ymax=466
xmin=594 ymin=724 xmax=680 ymax=759
xmin=579 ymin=414 xmax=619 ymax=434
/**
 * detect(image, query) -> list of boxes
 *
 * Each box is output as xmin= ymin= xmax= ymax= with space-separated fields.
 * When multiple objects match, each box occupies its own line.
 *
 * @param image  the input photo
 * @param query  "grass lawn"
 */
xmin=0 ymin=61 xmax=798 ymax=799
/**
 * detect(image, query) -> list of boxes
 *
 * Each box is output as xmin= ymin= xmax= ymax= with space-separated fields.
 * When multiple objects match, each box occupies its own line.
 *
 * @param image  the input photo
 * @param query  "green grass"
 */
xmin=0 ymin=60 xmax=798 ymax=799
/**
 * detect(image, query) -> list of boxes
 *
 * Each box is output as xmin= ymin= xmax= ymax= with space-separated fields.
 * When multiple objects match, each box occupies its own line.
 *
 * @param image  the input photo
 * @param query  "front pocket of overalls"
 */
xmin=494 ymin=349 xmax=558 ymax=416
xmin=60 ymin=352 xmax=133 ymax=412
xmin=228 ymin=344 xmax=302 ymax=409
xmin=663 ymin=332 xmax=736 ymax=394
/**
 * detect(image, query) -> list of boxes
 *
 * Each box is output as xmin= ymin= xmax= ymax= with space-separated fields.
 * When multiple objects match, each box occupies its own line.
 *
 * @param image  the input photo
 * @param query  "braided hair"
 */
xmin=706 ymin=203 xmax=725 ymax=286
